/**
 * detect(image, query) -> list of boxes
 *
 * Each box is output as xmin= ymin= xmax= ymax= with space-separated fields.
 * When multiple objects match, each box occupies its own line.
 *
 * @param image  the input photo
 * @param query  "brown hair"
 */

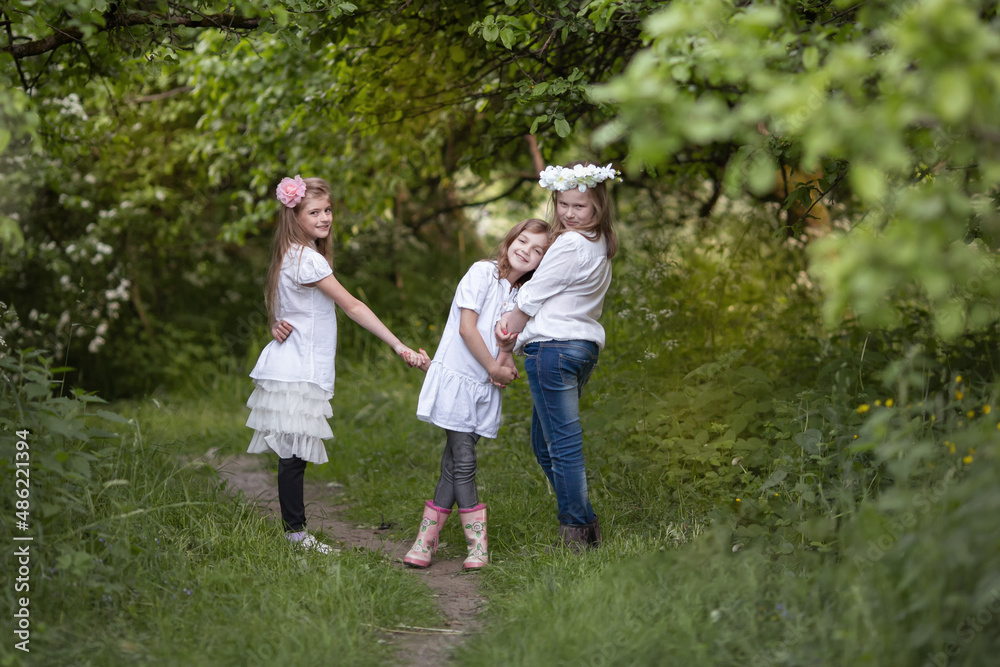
xmin=264 ymin=177 xmax=334 ymax=324
xmin=492 ymin=218 xmax=551 ymax=287
xmin=546 ymin=160 xmax=618 ymax=258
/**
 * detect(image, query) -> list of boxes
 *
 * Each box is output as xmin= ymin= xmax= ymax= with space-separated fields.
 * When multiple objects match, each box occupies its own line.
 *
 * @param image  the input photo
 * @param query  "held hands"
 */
xmin=397 ymin=345 xmax=431 ymax=370
xmin=272 ymin=319 xmax=293 ymax=343
xmin=489 ymin=351 xmax=519 ymax=388
xmin=488 ymin=361 xmax=517 ymax=388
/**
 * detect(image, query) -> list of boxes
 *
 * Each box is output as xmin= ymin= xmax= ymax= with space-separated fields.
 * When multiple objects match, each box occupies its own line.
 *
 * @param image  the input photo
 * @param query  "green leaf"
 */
xmin=934 ymin=72 xmax=972 ymax=122
xmin=746 ymin=152 xmax=777 ymax=196
xmin=848 ymin=163 xmax=886 ymax=203
xmin=762 ymin=469 xmax=788 ymax=490
xmin=500 ymin=28 xmax=515 ymax=49
xmin=95 ymin=409 xmax=131 ymax=424
xmin=483 ymin=25 xmax=500 ymax=42
xmin=802 ymin=46 xmax=819 ymax=71
xmin=554 ymin=117 xmax=571 ymax=137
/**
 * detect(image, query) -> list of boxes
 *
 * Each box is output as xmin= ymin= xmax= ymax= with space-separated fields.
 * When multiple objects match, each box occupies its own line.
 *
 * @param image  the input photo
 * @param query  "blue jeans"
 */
xmin=524 ymin=340 xmax=599 ymax=526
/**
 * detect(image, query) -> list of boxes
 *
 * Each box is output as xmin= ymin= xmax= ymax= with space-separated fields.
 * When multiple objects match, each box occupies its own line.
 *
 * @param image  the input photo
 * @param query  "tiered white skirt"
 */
xmin=246 ymin=379 xmax=333 ymax=464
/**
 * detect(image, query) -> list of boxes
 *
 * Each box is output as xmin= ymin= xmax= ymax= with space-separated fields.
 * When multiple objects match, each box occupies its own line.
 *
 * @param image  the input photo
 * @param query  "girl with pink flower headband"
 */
xmin=247 ymin=175 xmax=427 ymax=553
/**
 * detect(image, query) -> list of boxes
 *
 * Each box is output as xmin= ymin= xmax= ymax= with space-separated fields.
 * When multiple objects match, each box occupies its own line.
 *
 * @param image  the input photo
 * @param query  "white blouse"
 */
xmin=513 ymin=231 xmax=612 ymax=353
xmin=250 ymin=245 xmax=338 ymax=392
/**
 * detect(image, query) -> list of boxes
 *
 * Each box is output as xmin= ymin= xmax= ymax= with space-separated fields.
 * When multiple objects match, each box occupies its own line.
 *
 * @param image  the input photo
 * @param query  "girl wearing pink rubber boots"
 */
xmin=403 ymin=219 xmax=550 ymax=569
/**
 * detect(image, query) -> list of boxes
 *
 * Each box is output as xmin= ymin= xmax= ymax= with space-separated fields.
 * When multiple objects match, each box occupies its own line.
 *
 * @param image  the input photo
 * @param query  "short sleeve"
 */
xmin=294 ymin=248 xmax=333 ymax=285
xmin=454 ymin=261 xmax=495 ymax=313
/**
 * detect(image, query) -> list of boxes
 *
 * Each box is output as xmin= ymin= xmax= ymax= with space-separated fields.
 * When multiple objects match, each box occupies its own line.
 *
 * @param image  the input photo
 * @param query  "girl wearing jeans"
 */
xmin=498 ymin=161 xmax=619 ymax=551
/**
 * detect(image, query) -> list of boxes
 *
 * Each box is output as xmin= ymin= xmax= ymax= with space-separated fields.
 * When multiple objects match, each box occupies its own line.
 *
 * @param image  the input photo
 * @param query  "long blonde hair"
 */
xmin=264 ymin=177 xmax=334 ymax=324
xmin=492 ymin=218 xmax=551 ymax=287
xmin=547 ymin=160 xmax=618 ymax=259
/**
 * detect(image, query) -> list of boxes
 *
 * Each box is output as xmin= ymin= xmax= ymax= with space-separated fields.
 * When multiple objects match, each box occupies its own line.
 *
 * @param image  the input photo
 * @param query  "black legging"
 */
xmin=277 ymin=456 xmax=308 ymax=532
xmin=433 ymin=430 xmax=481 ymax=510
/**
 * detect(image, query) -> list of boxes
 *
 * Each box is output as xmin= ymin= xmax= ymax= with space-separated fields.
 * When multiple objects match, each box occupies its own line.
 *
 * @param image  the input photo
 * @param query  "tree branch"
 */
xmin=0 ymin=12 xmax=262 ymax=58
xmin=1 ymin=10 xmax=30 ymax=90
xmin=407 ymin=178 xmax=531 ymax=231
xmin=130 ymin=85 xmax=193 ymax=103
xmin=799 ymin=172 xmax=845 ymax=223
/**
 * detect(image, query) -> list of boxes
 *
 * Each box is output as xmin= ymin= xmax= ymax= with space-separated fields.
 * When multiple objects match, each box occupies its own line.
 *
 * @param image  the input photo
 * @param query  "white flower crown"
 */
xmin=538 ymin=163 xmax=621 ymax=192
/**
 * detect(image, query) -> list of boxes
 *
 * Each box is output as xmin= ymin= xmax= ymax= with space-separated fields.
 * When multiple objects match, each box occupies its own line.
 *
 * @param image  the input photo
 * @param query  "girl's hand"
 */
xmin=495 ymin=324 xmax=518 ymax=353
xmin=496 ymin=351 xmax=519 ymax=383
xmin=272 ymin=320 xmax=293 ymax=343
xmin=416 ymin=348 xmax=431 ymax=372
xmin=489 ymin=361 xmax=518 ymax=388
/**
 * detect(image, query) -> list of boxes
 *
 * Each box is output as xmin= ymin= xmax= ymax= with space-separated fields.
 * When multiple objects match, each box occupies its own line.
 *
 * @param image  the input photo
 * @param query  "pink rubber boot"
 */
xmin=460 ymin=504 xmax=488 ymax=569
xmin=403 ymin=501 xmax=451 ymax=568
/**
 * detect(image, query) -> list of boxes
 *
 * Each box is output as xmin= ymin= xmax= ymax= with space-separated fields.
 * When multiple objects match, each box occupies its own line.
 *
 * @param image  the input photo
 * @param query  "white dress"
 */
xmin=416 ymin=261 xmax=514 ymax=439
xmin=246 ymin=245 xmax=337 ymax=464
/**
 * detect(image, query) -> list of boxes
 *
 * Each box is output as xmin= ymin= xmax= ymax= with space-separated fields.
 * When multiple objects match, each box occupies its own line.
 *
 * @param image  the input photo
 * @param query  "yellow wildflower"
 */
xmin=853 ymin=434 xmax=858 ymax=439
xmin=963 ymin=455 xmax=973 ymax=464
xmin=735 ymin=498 xmax=741 ymax=503
xmin=956 ymin=375 xmax=963 ymax=383
xmin=984 ymin=405 xmax=992 ymax=415
xmin=956 ymin=391 xmax=964 ymax=400
xmin=885 ymin=398 xmax=894 ymax=407
xmin=949 ymin=443 xmax=956 ymax=454
xmin=875 ymin=399 xmax=882 ymax=407
xmin=967 ymin=410 xmax=976 ymax=419
xmin=857 ymin=404 xmax=870 ymax=414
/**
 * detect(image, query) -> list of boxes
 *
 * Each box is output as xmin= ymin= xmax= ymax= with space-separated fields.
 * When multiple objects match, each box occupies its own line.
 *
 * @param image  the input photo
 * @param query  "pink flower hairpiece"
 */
xmin=276 ymin=175 xmax=307 ymax=208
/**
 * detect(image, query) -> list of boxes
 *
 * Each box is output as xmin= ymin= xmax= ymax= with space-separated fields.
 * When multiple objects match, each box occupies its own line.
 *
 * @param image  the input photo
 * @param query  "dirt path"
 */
xmin=215 ymin=454 xmax=484 ymax=666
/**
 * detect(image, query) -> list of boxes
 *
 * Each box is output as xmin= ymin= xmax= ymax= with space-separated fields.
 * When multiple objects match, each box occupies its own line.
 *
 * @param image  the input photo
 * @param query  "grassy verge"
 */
xmin=0 ymin=353 xmax=438 ymax=666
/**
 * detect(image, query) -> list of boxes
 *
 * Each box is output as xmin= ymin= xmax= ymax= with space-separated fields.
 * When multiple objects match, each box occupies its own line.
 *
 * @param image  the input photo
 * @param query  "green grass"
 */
xmin=0 ymin=359 xmax=440 ymax=667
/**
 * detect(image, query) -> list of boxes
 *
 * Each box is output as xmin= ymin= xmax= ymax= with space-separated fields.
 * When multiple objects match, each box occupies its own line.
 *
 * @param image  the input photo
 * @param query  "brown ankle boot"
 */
xmin=557 ymin=523 xmax=591 ymax=554
xmin=587 ymin=515 xmax=602 ymax=548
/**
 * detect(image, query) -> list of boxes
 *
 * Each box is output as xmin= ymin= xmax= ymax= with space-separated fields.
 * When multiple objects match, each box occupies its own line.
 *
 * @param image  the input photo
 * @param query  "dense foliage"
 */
xmin=1 ymin=0 xmax=669 ymax=395
xmin=598 ymin=0 xmax=1000 ymax=337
